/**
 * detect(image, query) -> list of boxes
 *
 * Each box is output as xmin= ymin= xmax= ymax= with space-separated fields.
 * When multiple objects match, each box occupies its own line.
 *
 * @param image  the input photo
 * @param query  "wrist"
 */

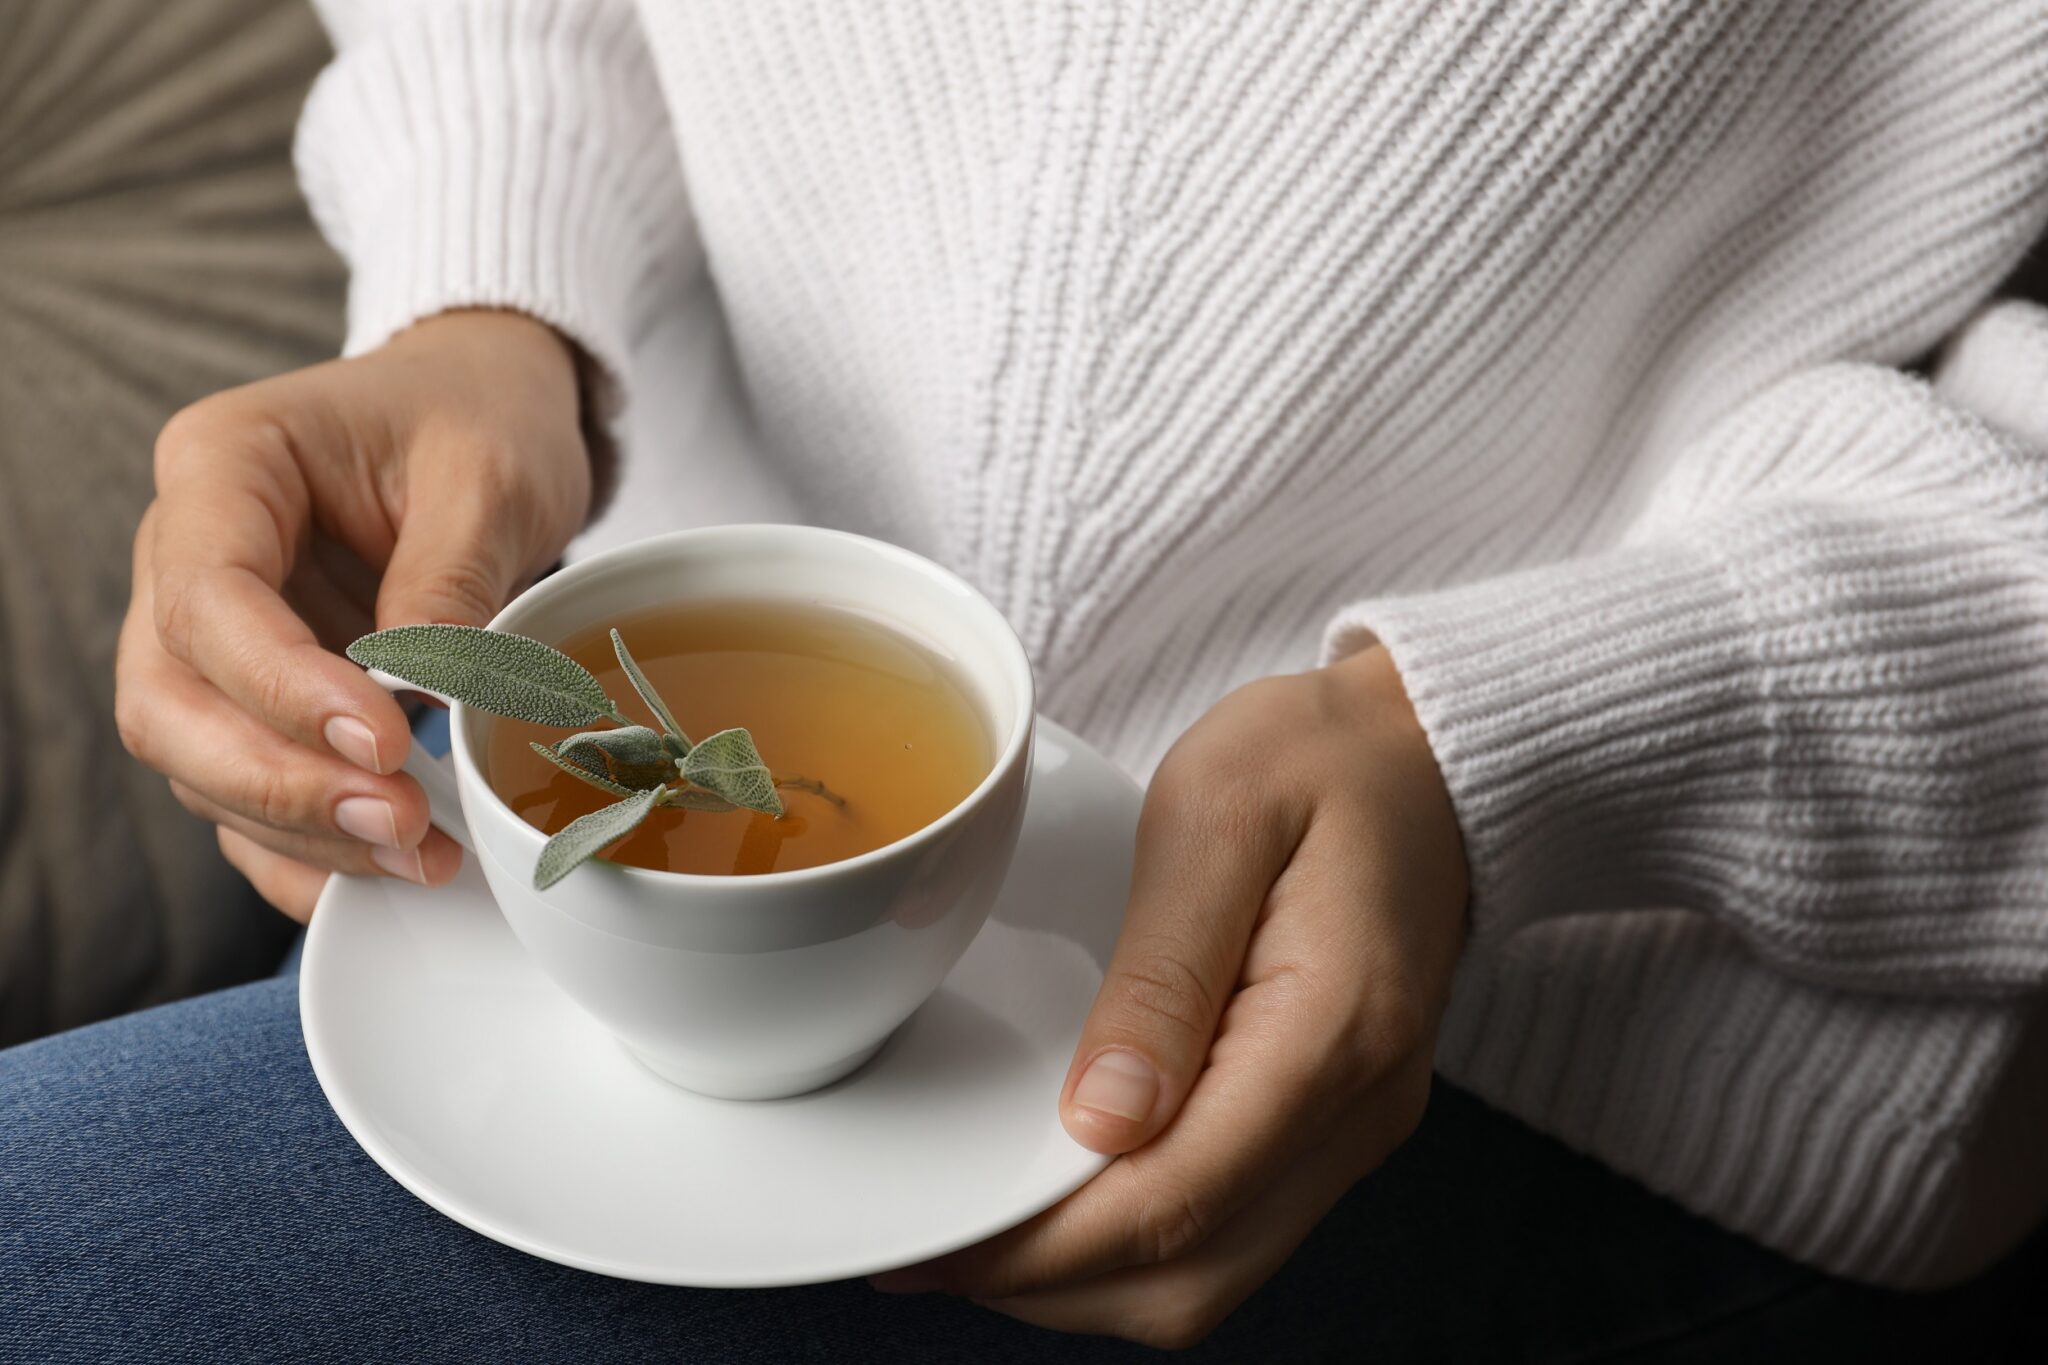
xmin=1324 ymin=645 xmax=1473 ymax=943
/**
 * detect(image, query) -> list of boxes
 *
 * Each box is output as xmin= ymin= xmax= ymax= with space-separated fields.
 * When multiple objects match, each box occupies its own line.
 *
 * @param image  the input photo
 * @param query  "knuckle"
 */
xmin=1342 ymin=985 xmax=1433 ymax=1095
xmin=1106 ymin=945 xmax=1217 ymax=1044
xmin=1259 ymin=963 xmax=1420 ymax=1098
xmin=152 ymin=401 xmax=219 ymax=483
xmin=249 ymin=654 xmax=298 ymax=723
xmin=1145 ymin=748 xmax=1291 ymax=854
xmin=155 ymin=397 xmax=282 ymax=483
xmin=1134 ymin=1180 xmax=1214 ymax=1264
xmin=464 ymin=437 xmax=524 ymax=485
xmin=152 ymin=564 xmax=205 ymax=659
xmin=1128 ymin=1299 xmax=1220 ymax=1352
xmin=1372 ymin=988 xmax=1431 ymax=1063
xmin=240 ymin=761 xmax=307 ymax=831
xmin=431 ymin=446 xmax=568 ymax=571
xmin=1152 ymin=680 xmax=1328 ymax=817
xmin=420 ymin=559 xmax=504 ymax=625
xmin=439 ymin=438 xmax=525 ymax=511
xmin=113 ymin=687 xmax=152 ymax=764
xmin=1348 ymin=967 xmax=1431 ymax=1067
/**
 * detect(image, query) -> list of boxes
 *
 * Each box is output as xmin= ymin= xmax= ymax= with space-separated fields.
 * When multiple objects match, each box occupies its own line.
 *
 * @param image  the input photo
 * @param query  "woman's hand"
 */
xmin=873 ymin=646 xmax=1469 ymax=1348
xmin=114 ymin=311 xmax=593 ymax=922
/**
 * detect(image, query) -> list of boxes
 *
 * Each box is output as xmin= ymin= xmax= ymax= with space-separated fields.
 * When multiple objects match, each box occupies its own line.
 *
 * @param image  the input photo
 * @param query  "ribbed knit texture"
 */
xmin=297 ymin=0 xmax=2048 ymax=1286
xmin=295 ymin=0 xmax=692 ymax=395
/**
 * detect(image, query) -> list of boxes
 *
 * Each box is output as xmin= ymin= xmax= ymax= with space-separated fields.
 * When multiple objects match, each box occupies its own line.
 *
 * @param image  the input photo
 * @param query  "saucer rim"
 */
xmin=300 ymin=715 xmax=1132 ymax=1287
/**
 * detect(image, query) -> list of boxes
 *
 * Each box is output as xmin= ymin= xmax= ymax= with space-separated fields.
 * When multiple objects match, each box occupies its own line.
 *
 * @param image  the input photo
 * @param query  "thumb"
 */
xmin=1060 ymin=788 xmax=1296 ymax=1154
xmin=374 ymin=462 xmax=532 ymax=630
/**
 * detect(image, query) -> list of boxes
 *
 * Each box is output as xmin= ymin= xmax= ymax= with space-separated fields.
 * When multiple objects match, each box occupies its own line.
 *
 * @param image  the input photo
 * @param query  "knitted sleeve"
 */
xmin=1326 ymin=302 xmax=2048 ymax=998
xmin=294 ymin=0 xmax=691 ymax=396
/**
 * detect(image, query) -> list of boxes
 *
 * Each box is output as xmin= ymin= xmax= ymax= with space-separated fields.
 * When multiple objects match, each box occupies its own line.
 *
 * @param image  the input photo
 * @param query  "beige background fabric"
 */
xmin=0 ymin=0 xmax=343 ymax=1042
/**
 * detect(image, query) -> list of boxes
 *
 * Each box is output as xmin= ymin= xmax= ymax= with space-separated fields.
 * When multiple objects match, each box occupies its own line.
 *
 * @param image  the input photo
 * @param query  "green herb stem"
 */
xmin=772 ymin=771 xmax=847 ymax=808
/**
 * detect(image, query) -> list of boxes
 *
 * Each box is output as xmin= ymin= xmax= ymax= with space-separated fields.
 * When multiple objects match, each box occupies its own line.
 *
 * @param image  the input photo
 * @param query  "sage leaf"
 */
xmin=348 ymin=625 xmax=623 ymax=727
xmin=555 ymin=726 xmax=674 ymax=791
xmin=612 ymin=630 xmax=690 ymax=748
xmin=529 ymin=741 xmax=636 ymax=798
xmin=680 ymin=727 xmax=783 ymax=817
xmin=534 ymin=787 xmax=662 ymax=889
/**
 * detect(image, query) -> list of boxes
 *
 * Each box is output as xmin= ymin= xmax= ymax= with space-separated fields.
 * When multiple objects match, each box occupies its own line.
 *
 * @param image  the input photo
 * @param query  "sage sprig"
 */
xmin=347 ymin=624 xmax=841 ymax=889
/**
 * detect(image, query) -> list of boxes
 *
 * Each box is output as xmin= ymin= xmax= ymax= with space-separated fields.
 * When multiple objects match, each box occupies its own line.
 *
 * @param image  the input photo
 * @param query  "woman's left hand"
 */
xmin=871 ymin=646 xmax=1469 ymax=1349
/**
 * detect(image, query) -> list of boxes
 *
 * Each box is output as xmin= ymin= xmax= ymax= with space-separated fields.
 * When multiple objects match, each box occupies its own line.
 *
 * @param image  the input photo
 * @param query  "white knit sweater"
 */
xmin=297 ymin=0 xmax=2048 ymax=1286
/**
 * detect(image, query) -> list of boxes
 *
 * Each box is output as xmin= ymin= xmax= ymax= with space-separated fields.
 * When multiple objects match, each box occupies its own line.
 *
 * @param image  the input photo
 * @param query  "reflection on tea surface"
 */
xmin=487 ymin=599 xmax=990 ymax=875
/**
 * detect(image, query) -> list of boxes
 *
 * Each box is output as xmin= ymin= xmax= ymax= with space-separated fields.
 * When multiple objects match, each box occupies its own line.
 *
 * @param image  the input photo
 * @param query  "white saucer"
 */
xmin=300 ymin=718 xmax=1139 ymax=1287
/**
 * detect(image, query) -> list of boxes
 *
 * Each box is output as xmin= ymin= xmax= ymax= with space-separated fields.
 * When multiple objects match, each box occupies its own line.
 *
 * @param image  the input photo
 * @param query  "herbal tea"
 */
xmin=483 ymin=599 xmax=991 ymax=875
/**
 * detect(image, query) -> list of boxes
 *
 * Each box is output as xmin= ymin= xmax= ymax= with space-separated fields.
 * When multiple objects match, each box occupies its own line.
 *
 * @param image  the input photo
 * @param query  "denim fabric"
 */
xmin=1 ymin=980 xmax=2041 ymax=1364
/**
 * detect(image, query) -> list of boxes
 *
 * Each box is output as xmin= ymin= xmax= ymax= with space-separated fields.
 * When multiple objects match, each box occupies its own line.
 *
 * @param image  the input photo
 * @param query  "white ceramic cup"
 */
xmin=371 ymin=525 xmax=1036 ymax=1100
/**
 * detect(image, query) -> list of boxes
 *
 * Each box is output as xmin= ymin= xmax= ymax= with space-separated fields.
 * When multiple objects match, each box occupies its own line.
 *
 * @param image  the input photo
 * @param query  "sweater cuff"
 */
xmin=1323 ymin=538 xmax=1765 ymax=946
xmin=294 ymin=0 xmax=692 ymax=403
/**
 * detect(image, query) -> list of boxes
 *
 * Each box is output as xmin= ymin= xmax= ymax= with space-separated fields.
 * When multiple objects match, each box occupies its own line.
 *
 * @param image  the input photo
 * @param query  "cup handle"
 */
xmin=364 ymin=669 xmax=473 ymax=852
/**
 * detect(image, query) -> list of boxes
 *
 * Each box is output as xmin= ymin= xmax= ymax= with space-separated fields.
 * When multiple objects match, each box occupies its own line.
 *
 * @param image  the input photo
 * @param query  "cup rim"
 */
xmin=448 ymin=524 xmax=1037 ymax=890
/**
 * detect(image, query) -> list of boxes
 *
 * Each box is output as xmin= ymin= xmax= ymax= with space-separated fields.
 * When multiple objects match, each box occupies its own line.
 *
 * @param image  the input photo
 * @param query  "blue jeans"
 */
xmin=1 ymin=966 xmax=2041 ymax=1363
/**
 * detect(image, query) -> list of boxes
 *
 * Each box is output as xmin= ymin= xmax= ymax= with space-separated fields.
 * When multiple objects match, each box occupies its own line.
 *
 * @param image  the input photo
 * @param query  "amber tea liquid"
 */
xmin=486 ymin=599 xmax=992 ymax=876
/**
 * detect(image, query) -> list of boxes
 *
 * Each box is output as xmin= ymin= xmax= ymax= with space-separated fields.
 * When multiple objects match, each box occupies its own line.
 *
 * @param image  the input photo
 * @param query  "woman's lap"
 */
xmin=1 ymin=980 xmax=2038 ymax=1364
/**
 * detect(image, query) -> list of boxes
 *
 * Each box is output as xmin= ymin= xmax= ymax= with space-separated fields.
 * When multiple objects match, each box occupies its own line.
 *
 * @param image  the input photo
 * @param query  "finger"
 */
xmin=174 ymin=781 xmax=462 ymax=887
xmin=143 ymin=415 xmax=414 ymax=775
xmin=124 ymin=621 xmax=435 ymax=846
xmin=976 ymin=1119 xmax=1376 ymax=1351
xmin=894 ymin=813 xmax=1430 ymax=1299
xmin=374 ymin=450 xmax=537 ymax=630
xmin=1061 ymin=772 xmax=1302 ymax=1154
xmin=217 ymin=827 xmax=330 ymax=925
xmin=887 ymin=961 xmax=1374 ymax=1298
xmin=121 ymin=563 xmax=441 ymax=849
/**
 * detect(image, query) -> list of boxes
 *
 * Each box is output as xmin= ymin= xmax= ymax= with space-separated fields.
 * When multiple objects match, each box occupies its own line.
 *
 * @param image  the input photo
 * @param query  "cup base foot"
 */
xmin=622 ymin=1036 xmax=890 ymax=1100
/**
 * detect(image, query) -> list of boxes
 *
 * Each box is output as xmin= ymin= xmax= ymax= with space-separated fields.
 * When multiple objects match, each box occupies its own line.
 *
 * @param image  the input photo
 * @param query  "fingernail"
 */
xmin=1072 ymin=1049 xmax=1159 ymax=1123
xmin=334 ymin=796 xmax=402 ymax=849
xmin=325 ymin=716 xmax=383 ymax=773
xmin=370 ymin=844 xmax=428 ymax=884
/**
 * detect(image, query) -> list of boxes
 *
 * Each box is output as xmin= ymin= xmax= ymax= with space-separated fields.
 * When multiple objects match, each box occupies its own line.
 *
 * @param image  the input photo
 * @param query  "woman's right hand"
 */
xmin=114 ymin=310 xmax=596 ymax=922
